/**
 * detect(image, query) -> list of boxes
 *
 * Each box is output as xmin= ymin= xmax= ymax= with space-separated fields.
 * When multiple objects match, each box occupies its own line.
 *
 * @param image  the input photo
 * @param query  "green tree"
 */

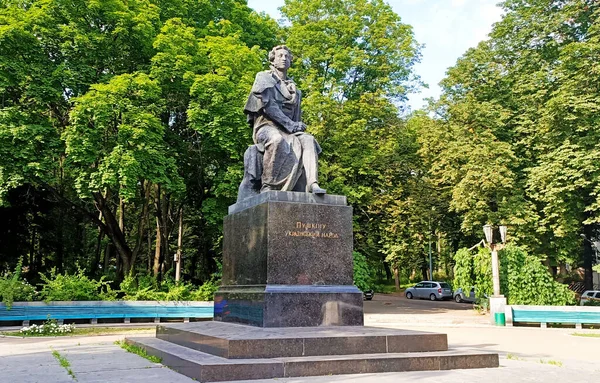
xmin=416 ymin=0 xmax=600 ymax=287
xmin=281 ymin=0 xmax=423 ymax=276
xmin=0 ymin=0 xmax=279 ymax=283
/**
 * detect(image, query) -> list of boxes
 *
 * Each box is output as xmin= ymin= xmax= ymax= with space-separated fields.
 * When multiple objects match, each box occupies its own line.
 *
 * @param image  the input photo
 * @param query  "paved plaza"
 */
xmin=2 ymin=296 xmax=599 ymax=383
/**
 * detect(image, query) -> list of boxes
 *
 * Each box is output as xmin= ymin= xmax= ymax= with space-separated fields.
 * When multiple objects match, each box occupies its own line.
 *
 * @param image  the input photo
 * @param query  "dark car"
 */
xmin=453 ymin=286 xmax=477 ymax=303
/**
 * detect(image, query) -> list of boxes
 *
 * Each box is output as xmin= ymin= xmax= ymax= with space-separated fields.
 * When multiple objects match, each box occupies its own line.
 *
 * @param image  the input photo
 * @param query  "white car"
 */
xmin=579 ymin=290 xmax=600 ymax=306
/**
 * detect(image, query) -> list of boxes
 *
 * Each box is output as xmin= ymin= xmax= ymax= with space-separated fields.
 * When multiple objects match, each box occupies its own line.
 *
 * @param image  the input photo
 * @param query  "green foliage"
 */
xmin=353 ymin=251 xmax=374 ymax=291
xmin=473 ymin=248 xmax=493 ymax=299
xmin=416 ymin=0 xmax=600 ymax=270
xmin=119 ymin=269 xmax=219 ymax=301
xmin=501 ymin=246 xmax=576 ymax=306
xmin=0 ymin=0 xmax=279 ymax=285
xmin=453 ymin=248 xmax=473 ymax=294
xmin=0 ymin=258 xmax=35 ymax=309
xmin=39 ymin=268 xmax=116 ymax=302
xmin=583 ymin=300 xmax=600 ymax=307
xmin=190 ymin=280 xmax=219 ymax=301
xmin=452 ymin=245 xmax=576 ymax=306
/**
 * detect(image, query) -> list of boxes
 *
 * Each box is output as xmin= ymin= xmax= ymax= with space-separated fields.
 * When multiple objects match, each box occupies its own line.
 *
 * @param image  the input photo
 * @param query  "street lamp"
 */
xmin=483 ymin=224 xmax=508 ymax=326
xmin=483 ymin=224 xmax=507 ymax=297
xmin=428 ymin=207 xmax=436 ymax=281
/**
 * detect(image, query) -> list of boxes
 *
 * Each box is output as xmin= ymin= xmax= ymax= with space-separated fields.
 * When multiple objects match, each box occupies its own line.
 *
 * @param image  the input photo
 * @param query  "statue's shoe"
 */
xmin=310 ymin=183 xmax=326 ymax=195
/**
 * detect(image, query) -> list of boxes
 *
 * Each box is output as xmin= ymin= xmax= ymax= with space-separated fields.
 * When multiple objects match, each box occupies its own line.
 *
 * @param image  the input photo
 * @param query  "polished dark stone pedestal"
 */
xmin=215 ymin=191 xmax=363 ymax=327
xmin=124 ymin=191 xmax=500 ymax=381
xmin=126 ymin=322 xmax=499 ymax=382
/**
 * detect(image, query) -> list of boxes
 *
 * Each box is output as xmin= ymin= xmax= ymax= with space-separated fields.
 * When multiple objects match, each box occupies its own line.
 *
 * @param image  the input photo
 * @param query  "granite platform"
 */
xmin=155 ymin=321 xmax=449 ymax=358
xmin=126 ymin=322 xmax=499 ymax=382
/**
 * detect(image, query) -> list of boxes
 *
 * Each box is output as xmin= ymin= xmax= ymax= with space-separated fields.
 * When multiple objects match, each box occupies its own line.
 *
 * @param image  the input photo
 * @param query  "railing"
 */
xmin=0 ymin=301 xmax=214 ymax=327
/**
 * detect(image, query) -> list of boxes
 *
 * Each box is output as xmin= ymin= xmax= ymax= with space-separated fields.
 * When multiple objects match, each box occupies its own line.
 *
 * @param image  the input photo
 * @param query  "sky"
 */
xmin=247 ymin=0 xmax=505 ymax=111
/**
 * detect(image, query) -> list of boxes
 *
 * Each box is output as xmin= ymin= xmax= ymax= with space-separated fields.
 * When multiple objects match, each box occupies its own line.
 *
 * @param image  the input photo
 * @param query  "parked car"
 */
xmin=363 ymin=289 xmax=375 ymax=301
xmin=453 ymin=287 xmax=476 ymax=303
xmin=405 ymin=281 xmax=453 ymax=301
xmin=579 ymin=290 xmax=600 ymax=306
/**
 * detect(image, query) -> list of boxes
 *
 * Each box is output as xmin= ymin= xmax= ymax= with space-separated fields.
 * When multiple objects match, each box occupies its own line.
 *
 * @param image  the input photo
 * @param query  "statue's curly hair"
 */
xmin=268 ymin=45 xmax=293 ymax=63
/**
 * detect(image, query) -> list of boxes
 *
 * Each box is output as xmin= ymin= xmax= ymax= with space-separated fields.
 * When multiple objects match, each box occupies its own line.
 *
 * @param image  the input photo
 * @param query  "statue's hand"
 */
xmin=293 ymin=122 xmax=307 ymax=133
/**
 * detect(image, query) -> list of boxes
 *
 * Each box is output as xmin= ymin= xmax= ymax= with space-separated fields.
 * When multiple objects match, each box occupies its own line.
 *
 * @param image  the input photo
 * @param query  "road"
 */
xmin=364 ymin=291 xmax=490 ymax=326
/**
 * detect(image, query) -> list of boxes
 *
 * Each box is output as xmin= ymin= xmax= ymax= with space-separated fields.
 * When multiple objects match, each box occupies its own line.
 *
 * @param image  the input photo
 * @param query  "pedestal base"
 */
xmin=125 ymin=322 xmax=499 ymax=382
xmin=214 ymin=285 xmax=364 ymax=327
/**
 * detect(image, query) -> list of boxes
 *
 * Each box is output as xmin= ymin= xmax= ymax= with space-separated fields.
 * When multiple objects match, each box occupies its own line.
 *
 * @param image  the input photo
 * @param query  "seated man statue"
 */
xmin=237 ymin=45 xmax=326 ymax=201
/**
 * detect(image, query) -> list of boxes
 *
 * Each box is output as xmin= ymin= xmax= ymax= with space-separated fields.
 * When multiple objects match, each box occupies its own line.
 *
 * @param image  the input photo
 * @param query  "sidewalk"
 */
xmin=2 ymin=325 xmax=600 ymax=383
xmin=0 ymin=334 xmax=196 ymax=383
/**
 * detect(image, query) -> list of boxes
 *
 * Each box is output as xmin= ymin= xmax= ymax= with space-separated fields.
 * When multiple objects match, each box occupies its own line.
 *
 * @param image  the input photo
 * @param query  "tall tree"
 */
xmin=280 ymin=0 xmax=423 ymax=275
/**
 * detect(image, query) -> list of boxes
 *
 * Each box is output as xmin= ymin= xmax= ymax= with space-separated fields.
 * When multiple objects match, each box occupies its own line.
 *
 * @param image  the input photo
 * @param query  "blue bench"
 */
xmin=507 ymin=305 xmax=600 ymax=329
xmin=0 ymin=301 xmax=214 ymax=326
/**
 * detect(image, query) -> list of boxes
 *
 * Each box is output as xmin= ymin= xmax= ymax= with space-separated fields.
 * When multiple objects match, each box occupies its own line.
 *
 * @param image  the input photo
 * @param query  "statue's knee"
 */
xmin=298 ymin=133 xmax=315 ymax=144
xmin=271 ymin=134 xmax=285 ymax=146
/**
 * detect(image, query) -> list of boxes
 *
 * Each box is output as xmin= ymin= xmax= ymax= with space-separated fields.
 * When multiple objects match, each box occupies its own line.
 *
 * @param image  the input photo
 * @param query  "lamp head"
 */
xmin=483 ymin=224 xmax=493 ymax=244
xmin=499 ymin=225 xmax=508 ymax=243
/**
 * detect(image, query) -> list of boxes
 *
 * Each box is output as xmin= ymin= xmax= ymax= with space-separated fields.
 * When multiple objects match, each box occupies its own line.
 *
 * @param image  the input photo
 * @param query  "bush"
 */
xmin=191 ymin=280 xmax=219 ymax=301
xmin=353 ymin=251 xmax=374 ymax=292
xmin=39 ymin=267 xmax=116 ymax=302
xmin=452 ymin=245 xmax=576 ymax=306
xmin=0 ymin=258 xmax=36 ymax=309
xmin=120 ymin=267 xmax=221 ymax=302
xmin=501 ymin=246 xmax=575 ymax=306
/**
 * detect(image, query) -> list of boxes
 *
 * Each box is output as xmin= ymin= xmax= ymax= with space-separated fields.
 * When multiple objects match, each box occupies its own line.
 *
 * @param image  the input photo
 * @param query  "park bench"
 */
xmin=505 ymin=305 xmax=600 ymax=329
xmin=0 ymin=301 xmax=213 ymax=327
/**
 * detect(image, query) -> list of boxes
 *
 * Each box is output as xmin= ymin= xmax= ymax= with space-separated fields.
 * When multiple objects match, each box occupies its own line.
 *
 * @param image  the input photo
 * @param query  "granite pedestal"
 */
xmin=125 ymin=191 xmax=500 ymax=381
xmin=126 ymin=322 xmax=499 ymax=382
xmin=215 ymin=191 xmax=363 ymax=327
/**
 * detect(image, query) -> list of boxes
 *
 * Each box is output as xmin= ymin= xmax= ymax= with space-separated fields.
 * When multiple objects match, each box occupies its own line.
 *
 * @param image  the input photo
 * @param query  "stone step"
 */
xmin=156 ymin=321 xmax=448 ymax=359
xmin=126 ymin=336 xmax=499 ymax=383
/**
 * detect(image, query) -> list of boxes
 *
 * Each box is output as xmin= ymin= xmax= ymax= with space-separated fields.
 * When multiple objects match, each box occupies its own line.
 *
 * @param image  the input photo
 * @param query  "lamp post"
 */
xmin=428 ymin=215 xmax=432 ymax=280
xmin=428 ymin=207 xmax=436 ymax=281
xmin=483 ymin=224 xmax=508 ymax=325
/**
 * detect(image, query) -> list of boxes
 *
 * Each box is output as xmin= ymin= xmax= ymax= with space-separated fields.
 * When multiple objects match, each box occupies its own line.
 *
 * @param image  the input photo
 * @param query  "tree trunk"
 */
xmin=131 ymin=182 xmax=151 ymax=274
xmin=393 ymin=266 xmax=400 ymax=291
xmin=153 ymin=184 xmax=163 ymax=279
xmin=91 ymin=228 xmax=104 ymax=277
xmin=583 ymin=224 xmax=594 ymax=290
xmin=383 ymin=262 xmax=392 ymax=281
xmin=175 ymin=207 xmax=183 ymax=283
xmin=153 ymin=216 xmax=162 ymax=278
xmin=93 ymin=192 xmax=133 ymax=276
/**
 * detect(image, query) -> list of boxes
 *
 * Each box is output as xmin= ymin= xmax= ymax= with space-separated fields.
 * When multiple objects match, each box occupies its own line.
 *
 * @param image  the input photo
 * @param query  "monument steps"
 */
xmin=125 ymin=322 xmax=499 ymax=382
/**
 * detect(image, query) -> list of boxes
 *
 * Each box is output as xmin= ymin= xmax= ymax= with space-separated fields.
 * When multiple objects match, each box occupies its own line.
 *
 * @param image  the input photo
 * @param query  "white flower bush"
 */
xmin=20 ymin=319 xmax=75 ymax=336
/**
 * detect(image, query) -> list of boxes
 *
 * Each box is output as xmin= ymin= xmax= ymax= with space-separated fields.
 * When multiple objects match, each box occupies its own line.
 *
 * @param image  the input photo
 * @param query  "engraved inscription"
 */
xmin=284 ymin=221 xmax=340 ymax=239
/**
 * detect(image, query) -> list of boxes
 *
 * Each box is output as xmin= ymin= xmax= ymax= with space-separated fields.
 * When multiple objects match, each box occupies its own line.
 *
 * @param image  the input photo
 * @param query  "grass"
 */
xmin=571 ymin=332 xmax=600 ymax=338
xmin=1 ymin=327 xmax=154 ymax=338
xmin=115 ymin=340 xmax=162 ymax=363
xmin=539 ymin=359 xmax=563 ymax=367
xmin=51 ymin=348 xmax=76 ymax=380
xmin=506 ymin=353 xmax=522 ymax=361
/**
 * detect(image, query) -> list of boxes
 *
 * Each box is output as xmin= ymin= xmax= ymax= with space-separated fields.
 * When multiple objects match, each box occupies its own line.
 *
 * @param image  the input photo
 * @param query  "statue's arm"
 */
xmin=261 ymin=90 xmax=305 ymax=133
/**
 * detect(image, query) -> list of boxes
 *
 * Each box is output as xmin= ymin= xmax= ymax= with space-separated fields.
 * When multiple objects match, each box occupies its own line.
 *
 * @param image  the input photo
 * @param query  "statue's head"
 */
xmin=269 ymin=45 xmax=293 ymax=71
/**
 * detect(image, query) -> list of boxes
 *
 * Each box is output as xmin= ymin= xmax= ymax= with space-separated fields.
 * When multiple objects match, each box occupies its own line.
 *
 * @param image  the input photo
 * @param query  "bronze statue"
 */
xmin=237 ymin=45 xmax=325 ymax=201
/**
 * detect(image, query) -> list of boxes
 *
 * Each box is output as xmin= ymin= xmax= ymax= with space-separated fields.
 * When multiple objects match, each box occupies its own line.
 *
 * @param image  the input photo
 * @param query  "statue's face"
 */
xmin=272 ymin=49 xmax=291 ymax=71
